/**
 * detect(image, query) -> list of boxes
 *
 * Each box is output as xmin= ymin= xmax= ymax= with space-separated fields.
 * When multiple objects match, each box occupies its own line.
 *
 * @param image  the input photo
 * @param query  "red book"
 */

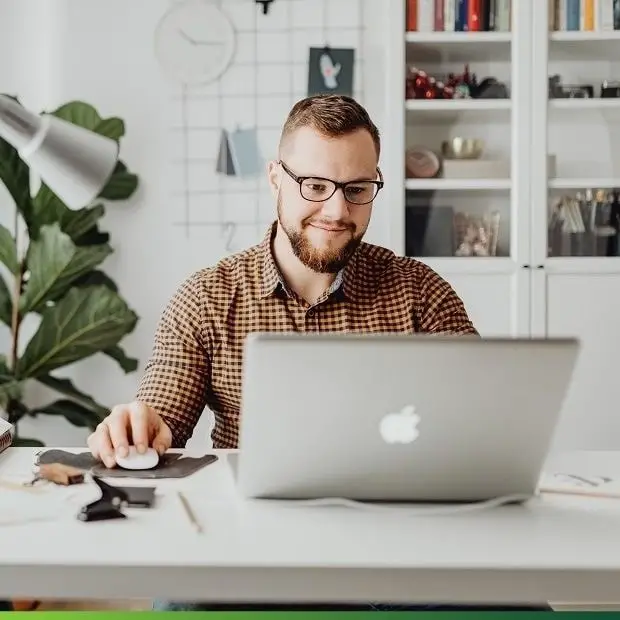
xmin=434 ymin=0 xmax=445 ymax=29
xmin=468 ymin=0 xmax=481 ymax=31
xmin=406 ymin=0 xmax=418 ymax=31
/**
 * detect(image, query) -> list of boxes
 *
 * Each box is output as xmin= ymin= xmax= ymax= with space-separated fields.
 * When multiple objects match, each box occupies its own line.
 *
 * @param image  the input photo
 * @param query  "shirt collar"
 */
xmin=258 ymin=222 xmax=359 ymax=301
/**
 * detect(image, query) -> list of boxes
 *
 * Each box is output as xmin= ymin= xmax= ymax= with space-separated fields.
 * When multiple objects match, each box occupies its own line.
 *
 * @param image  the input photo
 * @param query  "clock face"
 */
xmin=154 ymin=0 xmax=236 ymax=85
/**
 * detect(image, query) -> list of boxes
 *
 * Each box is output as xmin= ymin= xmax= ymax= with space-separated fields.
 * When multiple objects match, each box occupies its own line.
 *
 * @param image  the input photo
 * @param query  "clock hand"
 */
xmin=193 ymin=41 xmax=224 ymax=46
xmin=178 ymin=29 xmax=198 ymax=45
xmin=178 ymin=29 xmax=225 ymax=47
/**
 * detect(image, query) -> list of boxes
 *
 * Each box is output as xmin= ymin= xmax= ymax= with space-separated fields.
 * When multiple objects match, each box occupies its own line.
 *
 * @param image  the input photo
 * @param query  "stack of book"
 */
xmin=550 ymin=0 xmax=617 ymax=32
xmin=406 ymin=0 xmax=511 ymax=32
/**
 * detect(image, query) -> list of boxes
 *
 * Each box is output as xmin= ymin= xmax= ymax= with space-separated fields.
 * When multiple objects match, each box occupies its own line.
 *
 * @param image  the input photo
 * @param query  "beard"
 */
xmin=277 ymin=195 xmax=365 ymax=274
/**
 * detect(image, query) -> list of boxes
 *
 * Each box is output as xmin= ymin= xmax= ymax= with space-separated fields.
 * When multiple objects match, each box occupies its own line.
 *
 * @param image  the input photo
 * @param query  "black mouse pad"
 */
xmin=35 ymin=449 xmax=218 ymax=479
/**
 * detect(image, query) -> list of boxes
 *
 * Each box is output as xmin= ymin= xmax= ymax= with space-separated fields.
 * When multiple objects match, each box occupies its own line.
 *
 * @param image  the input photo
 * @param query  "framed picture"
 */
xmin=307 ymin=47 xmax=355 ymax=97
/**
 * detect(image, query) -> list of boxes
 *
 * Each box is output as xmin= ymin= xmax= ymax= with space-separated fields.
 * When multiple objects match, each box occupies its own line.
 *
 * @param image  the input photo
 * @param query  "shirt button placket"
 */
xmin=306 ymin=307 xmax=318 ymax=331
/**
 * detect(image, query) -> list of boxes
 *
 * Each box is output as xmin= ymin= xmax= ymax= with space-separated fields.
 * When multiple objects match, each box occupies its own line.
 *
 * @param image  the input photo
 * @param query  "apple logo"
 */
xmin=379 ymin=405 xmax=420 ymax=444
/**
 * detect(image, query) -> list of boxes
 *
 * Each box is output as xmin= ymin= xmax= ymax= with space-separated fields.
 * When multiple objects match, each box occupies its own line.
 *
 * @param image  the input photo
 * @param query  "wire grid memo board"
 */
xmin=167 ymin=0 xmax=366 ymax=253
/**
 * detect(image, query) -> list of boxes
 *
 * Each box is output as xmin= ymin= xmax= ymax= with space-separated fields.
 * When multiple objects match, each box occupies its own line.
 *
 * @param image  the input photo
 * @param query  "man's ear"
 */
xmin=267 ymin=160 xmax=281 ymax=197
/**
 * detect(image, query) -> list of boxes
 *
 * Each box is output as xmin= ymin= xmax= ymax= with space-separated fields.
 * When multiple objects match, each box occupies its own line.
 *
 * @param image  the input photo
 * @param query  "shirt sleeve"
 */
xmin=135 ymin=272 xmax=210 ymax=447
xmin=417 ymin=268 xmax=479 ymax=336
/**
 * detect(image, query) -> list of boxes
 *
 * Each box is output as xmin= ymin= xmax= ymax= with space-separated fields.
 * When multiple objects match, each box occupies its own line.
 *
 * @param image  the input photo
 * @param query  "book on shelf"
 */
xmin=406 ymin=0 xmax=511 ymax=33
xmin=550 ymin=0 xmax=617 ymax=32
xmin=0 ymin=417 xmax=14 ymax=455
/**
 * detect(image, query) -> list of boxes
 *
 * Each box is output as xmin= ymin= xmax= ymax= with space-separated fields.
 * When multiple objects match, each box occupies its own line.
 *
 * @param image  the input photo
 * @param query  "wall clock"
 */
xmin=154 ymin=0 xmax=236 ymax=85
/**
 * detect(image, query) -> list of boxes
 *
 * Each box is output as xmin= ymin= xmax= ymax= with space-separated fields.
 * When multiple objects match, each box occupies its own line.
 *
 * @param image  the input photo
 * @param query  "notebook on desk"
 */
xmin=539 ymin=472 xmax=620 ymax=499
xmin=0 ymin=417 xmax=14 ymax=455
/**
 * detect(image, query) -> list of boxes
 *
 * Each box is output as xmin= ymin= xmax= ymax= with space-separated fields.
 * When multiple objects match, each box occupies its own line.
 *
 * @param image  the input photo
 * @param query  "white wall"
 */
xmin=1 ymin=0 xmax=390 ymax=447
xmin=0 ymin=0 xmax=72 ymax=443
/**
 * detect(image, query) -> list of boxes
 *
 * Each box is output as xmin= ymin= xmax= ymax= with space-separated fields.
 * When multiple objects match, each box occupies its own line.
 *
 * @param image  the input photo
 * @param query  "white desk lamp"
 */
xmin=0 ymin=94 xmax=119 ymax=210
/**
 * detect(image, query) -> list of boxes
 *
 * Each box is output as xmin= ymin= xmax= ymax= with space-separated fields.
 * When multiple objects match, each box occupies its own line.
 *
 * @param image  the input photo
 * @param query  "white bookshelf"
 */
xmin=384 ymin=0 xmax=620 ymax=450
xmin=385 ymin=0 xmax=528 ymax=271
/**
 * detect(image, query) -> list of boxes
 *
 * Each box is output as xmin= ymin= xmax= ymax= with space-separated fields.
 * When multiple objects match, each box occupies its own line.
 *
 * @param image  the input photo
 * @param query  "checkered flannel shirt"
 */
xmin=136 ymin=222 xmax=478 ymax=448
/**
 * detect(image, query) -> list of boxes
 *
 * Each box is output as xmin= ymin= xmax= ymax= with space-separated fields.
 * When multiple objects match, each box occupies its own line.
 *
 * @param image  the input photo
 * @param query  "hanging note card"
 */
xmin=307 ymin=47 xmax=355 ymax=97
xmin=216 ymin=127 xmax=262 ymax=178
xmin=216 ymin=129 xmax=236 ymax=176
xmin=229 ymin=127 xmax=262 ymax=177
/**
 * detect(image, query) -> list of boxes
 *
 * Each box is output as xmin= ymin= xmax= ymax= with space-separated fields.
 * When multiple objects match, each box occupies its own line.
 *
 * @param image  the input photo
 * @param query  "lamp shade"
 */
xmin=0 ymin=95 xmax=119 ymax=210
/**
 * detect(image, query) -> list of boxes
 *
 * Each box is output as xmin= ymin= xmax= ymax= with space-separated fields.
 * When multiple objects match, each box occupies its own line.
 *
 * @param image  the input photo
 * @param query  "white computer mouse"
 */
xmin=115 ymin=446 xmax=160 ymax=470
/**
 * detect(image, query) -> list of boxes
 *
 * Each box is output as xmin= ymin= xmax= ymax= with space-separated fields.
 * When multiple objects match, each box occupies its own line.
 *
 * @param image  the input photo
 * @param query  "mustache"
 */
xmin=304 ymin=219 xmax=355 ymax=230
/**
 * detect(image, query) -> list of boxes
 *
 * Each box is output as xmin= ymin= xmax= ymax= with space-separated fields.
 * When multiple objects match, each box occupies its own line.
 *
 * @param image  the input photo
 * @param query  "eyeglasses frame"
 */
xmin=278 ymin=160 xmax=384 ymax=205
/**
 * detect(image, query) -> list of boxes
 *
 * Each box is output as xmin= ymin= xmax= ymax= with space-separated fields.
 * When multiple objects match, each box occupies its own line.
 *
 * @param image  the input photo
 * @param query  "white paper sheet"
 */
xmin=0 ymin=476 xmax=100 ymax=527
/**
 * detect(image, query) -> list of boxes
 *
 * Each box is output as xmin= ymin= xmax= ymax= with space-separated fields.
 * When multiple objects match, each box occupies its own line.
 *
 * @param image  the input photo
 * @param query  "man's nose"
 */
xmin=321 ymin=187 xmax=350 ymax=219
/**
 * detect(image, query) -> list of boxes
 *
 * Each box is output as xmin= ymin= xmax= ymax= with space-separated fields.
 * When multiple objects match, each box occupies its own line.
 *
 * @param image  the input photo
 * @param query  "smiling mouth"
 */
xmin=309 ymin=223 xmax=348 ymax=232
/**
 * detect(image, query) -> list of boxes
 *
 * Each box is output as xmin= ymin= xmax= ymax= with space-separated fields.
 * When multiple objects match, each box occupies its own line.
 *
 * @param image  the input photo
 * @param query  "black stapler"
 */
xmin=77 ymin=475 xmax=129 ymax=522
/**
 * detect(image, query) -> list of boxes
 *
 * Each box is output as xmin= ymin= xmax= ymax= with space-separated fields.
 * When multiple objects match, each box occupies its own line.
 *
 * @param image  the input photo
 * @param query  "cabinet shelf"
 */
xmin=550 ymin=31 xmax=620 ymax=42
xmin=405 ymin=178 xmax=510 ymax=191
xmin=549 ymin=99 xmax=620 ymax=111
xmin=405 ymin=31 xmax=512 ymax=44
xmin=405 ymin=99 xmax=511 ymax=117
xmin=550 ymin=178 xmax=620 ymax=189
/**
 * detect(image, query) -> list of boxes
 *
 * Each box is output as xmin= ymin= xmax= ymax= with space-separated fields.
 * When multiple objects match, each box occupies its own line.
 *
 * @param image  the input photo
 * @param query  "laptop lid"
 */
xmin=236 ymin=333 xmax=580 ymax=502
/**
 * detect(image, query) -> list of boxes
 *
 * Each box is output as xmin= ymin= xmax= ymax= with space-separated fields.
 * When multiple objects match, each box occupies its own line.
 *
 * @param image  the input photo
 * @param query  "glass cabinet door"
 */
xmin=544 ymin=6 xmax=620 ymax=259
xmin=402 ymin=0 xmax=514 ymax=260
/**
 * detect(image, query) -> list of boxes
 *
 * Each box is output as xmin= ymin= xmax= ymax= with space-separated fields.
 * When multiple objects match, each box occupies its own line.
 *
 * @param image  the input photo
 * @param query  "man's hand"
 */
xmin=87 ymin=401 xmax=172 ymax=468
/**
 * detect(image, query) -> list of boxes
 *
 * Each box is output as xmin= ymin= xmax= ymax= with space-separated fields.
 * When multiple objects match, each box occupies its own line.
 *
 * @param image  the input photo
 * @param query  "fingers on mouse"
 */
xmin=114 ymin=446 xmax=160 ymax=470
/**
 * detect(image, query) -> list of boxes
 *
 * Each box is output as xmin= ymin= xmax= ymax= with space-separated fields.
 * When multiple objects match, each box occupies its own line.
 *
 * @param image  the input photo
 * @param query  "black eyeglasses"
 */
xmin=279 ymin=160 xmax=384 ymax=205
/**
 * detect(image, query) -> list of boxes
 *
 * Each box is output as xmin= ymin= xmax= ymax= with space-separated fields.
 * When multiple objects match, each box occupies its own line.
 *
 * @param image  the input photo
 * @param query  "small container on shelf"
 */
xmin=404 ymin=189 xmax=505 ymax=258
xmin=440 ymin=137 xmax=505 ymax=181
xmin=454 ymin=210 xmax=501 ymax=257
xmin=547 ymin=189 xmax=620 ymax=257
xmin=441 ymin=137 xmax=485 ymax=159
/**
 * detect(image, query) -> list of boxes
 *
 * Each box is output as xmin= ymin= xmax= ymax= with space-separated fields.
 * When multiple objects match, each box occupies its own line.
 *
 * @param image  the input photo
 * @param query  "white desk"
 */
xmin=1 ymin=447 xmax=620 ymax=605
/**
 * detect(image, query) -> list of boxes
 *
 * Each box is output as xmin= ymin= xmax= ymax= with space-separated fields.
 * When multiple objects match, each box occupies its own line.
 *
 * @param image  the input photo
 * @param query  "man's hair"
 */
xmin=279 ymin=94 xmax=381 ymax=159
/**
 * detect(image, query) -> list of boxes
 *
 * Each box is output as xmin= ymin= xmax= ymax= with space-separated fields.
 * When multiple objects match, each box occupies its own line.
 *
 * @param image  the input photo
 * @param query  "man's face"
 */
xmin=268 ymin=126 xmax=379 ymax=273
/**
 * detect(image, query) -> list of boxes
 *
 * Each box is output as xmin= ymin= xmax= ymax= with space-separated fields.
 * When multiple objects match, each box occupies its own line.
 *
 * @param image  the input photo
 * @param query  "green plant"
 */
xmin=0 ymin=97 xmax=140 ymax=446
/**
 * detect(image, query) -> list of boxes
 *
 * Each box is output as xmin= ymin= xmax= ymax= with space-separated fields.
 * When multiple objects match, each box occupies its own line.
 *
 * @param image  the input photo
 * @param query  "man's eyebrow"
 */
xmin=302 ymin=171 xmax=380 ymax=183
xmin=346 ymin=175 xmax=378 ymax=183
xmin=316 ymin=173 xmax=378 ymax=183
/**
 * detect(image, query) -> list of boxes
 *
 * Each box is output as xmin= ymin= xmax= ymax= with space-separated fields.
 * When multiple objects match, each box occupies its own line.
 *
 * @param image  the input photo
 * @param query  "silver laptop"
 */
xmin=235 ymin=333 xmax=580 ymax=503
